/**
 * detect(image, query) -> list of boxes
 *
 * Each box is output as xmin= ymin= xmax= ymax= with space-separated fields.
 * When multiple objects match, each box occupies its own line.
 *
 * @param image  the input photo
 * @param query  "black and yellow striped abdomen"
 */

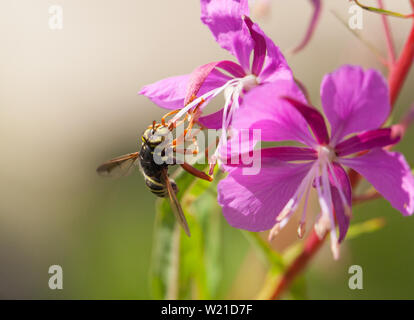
xmin=139 ymin=136 xmax=178 ymax=198
xmin=143 ymin=173 xmax=168 ymax=197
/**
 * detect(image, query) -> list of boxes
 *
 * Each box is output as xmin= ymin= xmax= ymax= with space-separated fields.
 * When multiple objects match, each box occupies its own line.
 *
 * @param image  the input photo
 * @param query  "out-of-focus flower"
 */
xmin=250 ymin=0 xmax=322 ymax=53
xmin=139 ymin=0 xmax=296 ymax=168
xmin=292 ymin=0 xmax=322 ymax=53
xmin=218 ymin=65 xmax=414 ymax=259
xmin=249 ymin=0 xmax=271 ymax=18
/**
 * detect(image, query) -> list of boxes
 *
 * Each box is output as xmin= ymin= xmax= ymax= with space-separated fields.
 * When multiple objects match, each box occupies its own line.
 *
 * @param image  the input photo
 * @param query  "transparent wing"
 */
xmin=162 ymin=169 xmax=191 ymax=237
xmin=96 ymin=152 xmax=140 ymax=178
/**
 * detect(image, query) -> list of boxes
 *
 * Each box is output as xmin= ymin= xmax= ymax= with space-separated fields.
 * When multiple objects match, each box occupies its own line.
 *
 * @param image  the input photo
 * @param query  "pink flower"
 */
xmin=218 ymin=65 xmax=414 ymax=258
xmin=139 ymin=0 xmax=295 ymax=165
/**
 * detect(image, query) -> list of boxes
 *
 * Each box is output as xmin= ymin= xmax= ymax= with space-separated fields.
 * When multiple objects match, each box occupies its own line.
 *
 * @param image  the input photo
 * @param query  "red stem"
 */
xmin=270 ymin=20 xmax=414 ymax=300
xmin=389 ymin=20 xmax=414 ymax=106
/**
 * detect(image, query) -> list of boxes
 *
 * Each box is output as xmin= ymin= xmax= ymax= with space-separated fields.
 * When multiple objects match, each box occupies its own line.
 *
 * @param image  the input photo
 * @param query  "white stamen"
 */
xmin=314 ymin=163 xmax=332 ymax=230
xmin=171 ymin=78 xmax=240 ymax=124
xmin=269 ymin=162 xmax=319 ymax=242
xmin=268 ymin=215 xmax=290 ymax=242
xmin=199 ymin=74 xmax=259 ymax=168
xmin=314 ymin=213 xmax=331 ymax=239
xmin=330 ymin=236 xmax=340 ymax=260
xmin=277 ymin=198 xmax=296 ymax=222
xmin=320 ymin=158 xmax=341 ymax=259
xmin=268 ymin=223 xmax=281 ymax=241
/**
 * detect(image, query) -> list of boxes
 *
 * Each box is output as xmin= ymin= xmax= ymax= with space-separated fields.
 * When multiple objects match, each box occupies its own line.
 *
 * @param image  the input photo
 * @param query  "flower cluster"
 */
xmin=140 ymin=0 xmax=414 ymax=258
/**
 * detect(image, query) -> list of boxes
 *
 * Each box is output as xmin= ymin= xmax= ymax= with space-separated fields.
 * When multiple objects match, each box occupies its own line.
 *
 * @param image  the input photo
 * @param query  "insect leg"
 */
xmin=180 ymin=162 xmax=213 ymax=182
xmin=161 ymin=109 xmax=179 ymax=127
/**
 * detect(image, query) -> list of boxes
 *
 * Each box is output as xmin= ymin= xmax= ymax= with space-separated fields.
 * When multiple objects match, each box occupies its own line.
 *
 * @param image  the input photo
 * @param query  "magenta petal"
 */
xmin=201 ymin=0 xmax=253 ymax=71
xmin=258 ymin=147 xmax=317 ymax=162
xmin=243 ymin=16 xmax=266 ymax=76
xmin=281 ymin=96 xmax=330 ymax=145
xmin=329 ymin=163 xmax=351 ymax=242
xmin=139 ymin=74 xmax=190 ymax=110
xmin=292 ymin=0 xmax=322 ymax=53
xmin=335 ymin=127 xmax=401 ymax=157
xmin=321 ymin=65 xmax=391 ymax=143
xmin=340 ymin=149 xmax=414 ymax=216
xmin=198 ymin=109 xmax=224 ymax=129
xmin=184 ymin=60 xmax=244 ymax=106
xmin=218 ymin=128 xmax=260 ymax=172
xmin=218 ymin=161 xmax=313 ymax=231
xmin=198 ymin=68 xmax=233 ymax=96
xmin=231 ymin=80 xmax=315 ymax=147
xmin=255 ymin=25 xmax=293 ymax=83
xmin=223 ymin=146 xmax=317 ymax=167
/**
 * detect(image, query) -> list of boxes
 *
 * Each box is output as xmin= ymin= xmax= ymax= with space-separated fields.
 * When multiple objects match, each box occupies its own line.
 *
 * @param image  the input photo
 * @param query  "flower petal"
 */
xmin=255 ymin=24 xmax=293 ymax=83
xmin=292 ymin=0 xmax=322 ymax=53
xmin=218 ymin=161 xmax=314 ymax=231
xmin=231 ymin=80 xmax=316 ymax=147
xmin=243 ymin=16 xmax=266 ymax=76
xmin=184 ymin=60 xmax=244 ymax=106
xmin=201 ymin=0 xmax=253 ymax=71
xmin=222 ymin=146 xmax=318 ymax=167
xmin=321 ymin=65 xmax=390 ymax=143
xmin=340 ymin=149 xmax=414 ymax=216
xmin=329 ymin=163 xmax=351 ymax=242
xmin=139 ymin=74 xmax=190 ymax=110
xmin=335 ymin=127 xmax=401 ymax=157
xmin=198 ymin=109 xmax=224 ymax=129
xmin=281 ymin=96 xmax=330 ymax=145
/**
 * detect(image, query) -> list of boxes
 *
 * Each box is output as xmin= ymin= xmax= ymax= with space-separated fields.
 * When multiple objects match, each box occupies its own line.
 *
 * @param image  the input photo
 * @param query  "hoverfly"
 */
xmin=97 ymin=115 xmax=212 ymax=237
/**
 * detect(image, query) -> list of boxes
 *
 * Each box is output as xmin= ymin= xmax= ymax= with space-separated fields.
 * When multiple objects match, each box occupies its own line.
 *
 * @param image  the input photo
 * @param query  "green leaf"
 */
xmin=177 ymin=213 xmax=207 ymax=299
xmin=150 ymin=199 xmax=179 ymax=299
xmin=179 ymin=169 xmax=223 ymax=299
xmin=149 ymin=166 xmax=200 ymax=299
xmin=346 ymin=218 xmax=386 ymax=240
xmin=150 ymin=163 xmax=219 ymax=300
xmin=187 ymin=192 xmax=222 ymax=299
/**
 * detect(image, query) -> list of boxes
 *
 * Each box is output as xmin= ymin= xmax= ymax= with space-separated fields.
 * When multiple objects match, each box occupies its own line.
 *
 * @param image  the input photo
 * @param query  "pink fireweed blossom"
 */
xmin=218 ymin=65 xmax=414 ymax=259
xmin=139 ymin=0 xmax=294 ymax=169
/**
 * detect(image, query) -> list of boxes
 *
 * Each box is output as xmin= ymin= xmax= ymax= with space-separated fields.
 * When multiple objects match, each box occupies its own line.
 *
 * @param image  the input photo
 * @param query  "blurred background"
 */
xmin=0 ymin=0 xmax=413 ymax=299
